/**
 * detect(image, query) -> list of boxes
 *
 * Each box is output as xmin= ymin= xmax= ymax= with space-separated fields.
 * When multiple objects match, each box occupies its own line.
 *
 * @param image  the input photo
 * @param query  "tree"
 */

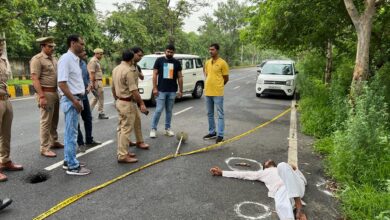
xmin=104 ymin=3 xmax=151 ymax=53
xmin=198 ymin=0 xmax=248 ymax=65
xmin=0 ymin=0 xmax=39 ymax=58
xmin=133 ymin=0 xmax=208 ymax=45
xmin=343 ymin=0 xmax=388 ymax=95
xmin=244 ymin=0 xmax=351 ymax=84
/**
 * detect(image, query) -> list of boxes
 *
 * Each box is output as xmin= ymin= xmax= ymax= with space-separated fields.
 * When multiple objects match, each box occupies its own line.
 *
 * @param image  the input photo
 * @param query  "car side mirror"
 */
xmin=295 ymin=70 xmax=299 ymax=74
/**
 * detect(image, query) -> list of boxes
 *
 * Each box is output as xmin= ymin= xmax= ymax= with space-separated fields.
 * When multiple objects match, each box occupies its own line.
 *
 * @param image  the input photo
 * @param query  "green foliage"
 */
xmin=198 ymin=0 xmax=249 ymax=65
xmin=313 ymin=136 xmax=334 ymax=155
xmin=375 ymin=63 xmax=390 ymax=116
xmin=329 ymin=83 xmax=390 ymax=186
xmin=245 ymin=0 xmax=350 ymax=54
xmin=340 ymin=185 xmax=390 ymax=220
xmin=296 ymin=52 xmax=334 ymax=137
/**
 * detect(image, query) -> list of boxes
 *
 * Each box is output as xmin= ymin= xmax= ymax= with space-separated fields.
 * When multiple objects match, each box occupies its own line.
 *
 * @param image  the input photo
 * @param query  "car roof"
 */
xmin=264 ymin=60 xmax=295 ymax=65
xmin=143 ymin=54 xmax=200 ymax=58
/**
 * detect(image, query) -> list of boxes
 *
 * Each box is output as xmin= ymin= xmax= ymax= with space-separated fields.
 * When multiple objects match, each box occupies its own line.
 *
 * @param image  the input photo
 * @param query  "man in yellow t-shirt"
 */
xmin=203 ymin=43 xmax=229 ymax=143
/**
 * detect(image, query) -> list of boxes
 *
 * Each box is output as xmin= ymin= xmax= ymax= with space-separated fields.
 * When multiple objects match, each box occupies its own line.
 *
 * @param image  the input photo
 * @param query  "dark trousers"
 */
xmin=77 ymin=95 xmax=93 ymax=146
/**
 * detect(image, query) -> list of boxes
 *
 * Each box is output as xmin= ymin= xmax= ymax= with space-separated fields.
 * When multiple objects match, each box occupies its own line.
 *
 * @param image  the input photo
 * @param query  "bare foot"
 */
xmin=296 ymin=208 xmax=307 ymax=220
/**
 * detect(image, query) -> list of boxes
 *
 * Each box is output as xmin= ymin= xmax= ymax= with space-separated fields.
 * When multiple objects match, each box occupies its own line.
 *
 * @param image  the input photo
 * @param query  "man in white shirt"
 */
xmin=210 ymin=160 xmax=307 ymax=220
xmin=57 ymin=34 xmax=91 ymax=176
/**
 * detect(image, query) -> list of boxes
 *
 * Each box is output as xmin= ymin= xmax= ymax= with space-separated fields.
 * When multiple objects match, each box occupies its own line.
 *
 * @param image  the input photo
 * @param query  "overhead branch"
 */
xmin=343 ymin=0 xmax=361 ymax=28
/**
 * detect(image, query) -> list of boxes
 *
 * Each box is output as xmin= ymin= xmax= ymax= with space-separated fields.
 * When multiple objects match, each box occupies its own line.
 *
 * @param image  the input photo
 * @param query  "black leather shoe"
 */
xmin=0 ymin=198 xmax=12 ymax=211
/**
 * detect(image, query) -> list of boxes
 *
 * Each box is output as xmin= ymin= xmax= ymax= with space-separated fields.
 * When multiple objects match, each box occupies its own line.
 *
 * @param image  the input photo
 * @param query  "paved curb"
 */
xmin=288 ymin=99 xmax=298 ymax=167
xmin=8 ymin=77 xmax=112 ymax=98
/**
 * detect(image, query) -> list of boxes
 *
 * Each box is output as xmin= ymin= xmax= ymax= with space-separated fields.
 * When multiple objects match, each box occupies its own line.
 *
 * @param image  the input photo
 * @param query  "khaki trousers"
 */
xmin=36 ymin=92 xmax=59 ymax=152
xmin=0 ymin=100 xmax=12 ymax=163
xmin=90 ymin=80 xmax=104 ymax=113
xmin=116 ymin=100 xmax=136 ymax=160
xmin=133 ymin=103 xmax=144 ymax=143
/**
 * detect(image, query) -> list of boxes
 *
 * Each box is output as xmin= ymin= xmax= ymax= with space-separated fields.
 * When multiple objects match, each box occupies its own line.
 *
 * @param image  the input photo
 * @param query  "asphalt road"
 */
xmin=0 ymin=67 xmax=339 ymax=220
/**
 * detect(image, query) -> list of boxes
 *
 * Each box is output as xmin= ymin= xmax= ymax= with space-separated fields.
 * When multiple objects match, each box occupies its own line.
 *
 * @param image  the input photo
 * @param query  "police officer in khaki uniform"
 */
xmin=111 ymin=49 xmax=148 ymax=163
xmin=89 ymin=48 xmax=108 ymax=119
xmin=128 ymin=47 xmax=149 ymax=149
xmin=30 ymin=36 xmax=63 ymax=158
xmin=0 ymin=37 xmax=23 ymax=182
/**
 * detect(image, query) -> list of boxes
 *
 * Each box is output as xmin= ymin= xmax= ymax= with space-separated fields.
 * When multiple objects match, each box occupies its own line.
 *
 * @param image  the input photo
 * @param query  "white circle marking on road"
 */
xmin=234 ymin=201 xmax=272 ymax=220
xmin=225 ymin=157 xmax=263 ymax=171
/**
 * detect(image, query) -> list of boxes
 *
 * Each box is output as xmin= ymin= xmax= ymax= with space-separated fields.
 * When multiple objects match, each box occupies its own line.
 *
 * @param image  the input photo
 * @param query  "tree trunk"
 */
xmin=343 ymin=0 xmax=377 ymax=97
xmin=324 ymin=39 xmax=333 ymax=85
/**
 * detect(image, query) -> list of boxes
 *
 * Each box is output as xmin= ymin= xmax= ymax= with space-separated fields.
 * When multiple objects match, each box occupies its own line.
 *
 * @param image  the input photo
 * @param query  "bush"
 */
xmin=313 ymin=136 xmax=334 ymax=155
xmin=329 ymin=83 xmax=390 ymax=186
xmin=340 ymin=185 xmax=390 ymax=220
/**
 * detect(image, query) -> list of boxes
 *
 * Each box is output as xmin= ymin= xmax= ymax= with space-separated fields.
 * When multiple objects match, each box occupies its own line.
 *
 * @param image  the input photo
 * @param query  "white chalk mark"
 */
xmin=316 ymin=179 xmax=334 ymax=197
xmin=44 ymin=140 xmax=114 ymax=171
xmin=233 ymin=86 xmax=240 ymax=90
xmin=225 ymin=157 xmax=263 ymax=171
xmin=174 ymin=107 xmax=193 ymax=116
xmin=234 ymin=201 xmax=272 ymax=220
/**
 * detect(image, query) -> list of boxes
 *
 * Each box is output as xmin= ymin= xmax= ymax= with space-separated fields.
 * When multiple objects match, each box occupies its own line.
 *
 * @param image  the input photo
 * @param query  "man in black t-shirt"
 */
xmin=150 ymin=44 xmax=183 ymax=138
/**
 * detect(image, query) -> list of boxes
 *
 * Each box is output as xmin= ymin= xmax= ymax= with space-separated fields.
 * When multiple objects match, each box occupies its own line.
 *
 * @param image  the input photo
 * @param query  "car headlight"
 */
xmin=257 ymin=79 xmax=264 ymax=84
xmin=286 ymin=79 xmax=294 ymax=86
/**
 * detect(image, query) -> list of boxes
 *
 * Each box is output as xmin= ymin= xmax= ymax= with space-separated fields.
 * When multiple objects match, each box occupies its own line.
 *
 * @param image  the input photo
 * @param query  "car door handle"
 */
xmin=192 ymin=73 xmax=196 ymax=76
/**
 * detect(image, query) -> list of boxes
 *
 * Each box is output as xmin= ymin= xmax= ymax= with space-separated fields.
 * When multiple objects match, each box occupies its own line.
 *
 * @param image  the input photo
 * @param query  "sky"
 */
xmin=95 ymin=0 xmax=228 ymax=33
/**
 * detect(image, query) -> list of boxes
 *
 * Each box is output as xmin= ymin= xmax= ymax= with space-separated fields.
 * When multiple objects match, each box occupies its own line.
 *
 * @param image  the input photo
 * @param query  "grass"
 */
xmin=7 ymin=79 xmax=32 ymax=85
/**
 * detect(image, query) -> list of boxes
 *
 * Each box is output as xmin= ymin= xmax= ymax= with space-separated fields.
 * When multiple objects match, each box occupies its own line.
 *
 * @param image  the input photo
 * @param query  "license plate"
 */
xmin=268 ymin=86 xmax=281 ymax=89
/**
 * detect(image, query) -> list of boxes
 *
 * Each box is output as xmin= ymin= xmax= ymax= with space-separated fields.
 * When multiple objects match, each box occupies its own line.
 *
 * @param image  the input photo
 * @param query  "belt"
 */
xmin=0 ymin=94 xmax=10 ymax=100
xmin=118 ymin=97 xmax=134 ymax=102
xmin=42 ymin=87 xmax=57 ymax=92
xmin=95 ymin=79 xmax=102 ymax=81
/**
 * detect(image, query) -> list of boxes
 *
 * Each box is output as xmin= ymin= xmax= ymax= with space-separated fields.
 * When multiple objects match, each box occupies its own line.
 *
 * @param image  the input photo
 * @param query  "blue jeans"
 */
xmin=60 ymin=96 xmax=80 ymax=170
xmin=151 ymin=92 xmax=176 ymax=130
xmin=206 ymin=96 xmax=224 ymax=137
xmin=77 ymin=95 xmax=93 ymax=145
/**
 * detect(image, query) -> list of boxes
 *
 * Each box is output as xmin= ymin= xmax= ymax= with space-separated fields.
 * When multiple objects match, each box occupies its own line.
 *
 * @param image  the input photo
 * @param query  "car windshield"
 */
xmin=261 ymin=63 xmax=293 ymax=75
xmin=138 ymin=57 xmax=158 ymax=70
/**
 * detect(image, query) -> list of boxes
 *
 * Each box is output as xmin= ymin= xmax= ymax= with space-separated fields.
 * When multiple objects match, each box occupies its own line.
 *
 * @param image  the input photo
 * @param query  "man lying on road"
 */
xmin=210 ymin=160 xmax=308 ymax=220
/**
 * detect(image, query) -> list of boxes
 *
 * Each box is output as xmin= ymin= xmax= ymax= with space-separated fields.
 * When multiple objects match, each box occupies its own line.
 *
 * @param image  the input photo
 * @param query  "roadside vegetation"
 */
xmin=245 ymin=1 xmax=390 ymax=219
xmin=1 ymin=0 xmax=389 ymax=218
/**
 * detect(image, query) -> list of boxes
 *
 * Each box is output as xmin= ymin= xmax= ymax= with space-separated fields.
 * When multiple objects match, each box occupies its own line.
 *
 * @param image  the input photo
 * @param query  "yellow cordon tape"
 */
xmin=33 ymin=107 xmax=291 ymax=220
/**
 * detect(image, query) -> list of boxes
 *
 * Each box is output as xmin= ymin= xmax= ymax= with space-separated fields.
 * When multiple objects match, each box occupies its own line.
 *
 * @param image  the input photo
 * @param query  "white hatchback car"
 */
xmin=137 ymin=54 xmax=205 ymax=105
xmin=255 ymin=60 xmax=297 ymax=98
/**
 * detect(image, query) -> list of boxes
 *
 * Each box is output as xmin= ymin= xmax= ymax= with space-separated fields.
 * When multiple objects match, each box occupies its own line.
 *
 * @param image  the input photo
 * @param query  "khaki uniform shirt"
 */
xmin=88 ymin=56 xmax=103 ymax=80
xmin=30 ymin=52 xmax=58 ymax=87
xmin=112 ymin=61 xmax=138 ymax=99
xmin=0 ymin=57 xmax=9 ymax=95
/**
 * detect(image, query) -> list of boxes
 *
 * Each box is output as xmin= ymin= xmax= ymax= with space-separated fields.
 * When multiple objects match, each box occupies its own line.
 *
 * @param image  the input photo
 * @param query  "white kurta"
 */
xmin=222 ymin=162 xmax=306 ymax=220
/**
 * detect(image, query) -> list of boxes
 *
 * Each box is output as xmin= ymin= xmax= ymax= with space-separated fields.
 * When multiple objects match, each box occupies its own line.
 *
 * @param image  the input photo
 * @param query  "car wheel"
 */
xmin=192 ymin=82 xmax=203 ymax=99
xmin=256 ymin=93 xmax=261 ymax=97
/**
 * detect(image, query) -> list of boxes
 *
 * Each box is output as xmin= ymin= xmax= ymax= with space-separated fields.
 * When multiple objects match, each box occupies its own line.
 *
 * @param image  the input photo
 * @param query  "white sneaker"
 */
xmin=150 ymin=129 xmax=157 ymax=138
xmin=165 ymin=128 xmax=174 ymax=137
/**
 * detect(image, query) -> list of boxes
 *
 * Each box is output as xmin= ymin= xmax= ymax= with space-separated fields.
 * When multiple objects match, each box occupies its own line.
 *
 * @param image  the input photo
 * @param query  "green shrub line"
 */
xmin=297 ymin=52 xmax=390 ymax=220
xmin=7 ymin=79 xmax=33 ymax=86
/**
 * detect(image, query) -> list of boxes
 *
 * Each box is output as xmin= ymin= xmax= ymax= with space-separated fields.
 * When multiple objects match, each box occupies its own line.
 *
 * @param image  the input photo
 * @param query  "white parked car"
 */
xmin=137 ymin=54 xmax=205 ymax=105
xmin=255 ymin=60 xmax=298 ymax=98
